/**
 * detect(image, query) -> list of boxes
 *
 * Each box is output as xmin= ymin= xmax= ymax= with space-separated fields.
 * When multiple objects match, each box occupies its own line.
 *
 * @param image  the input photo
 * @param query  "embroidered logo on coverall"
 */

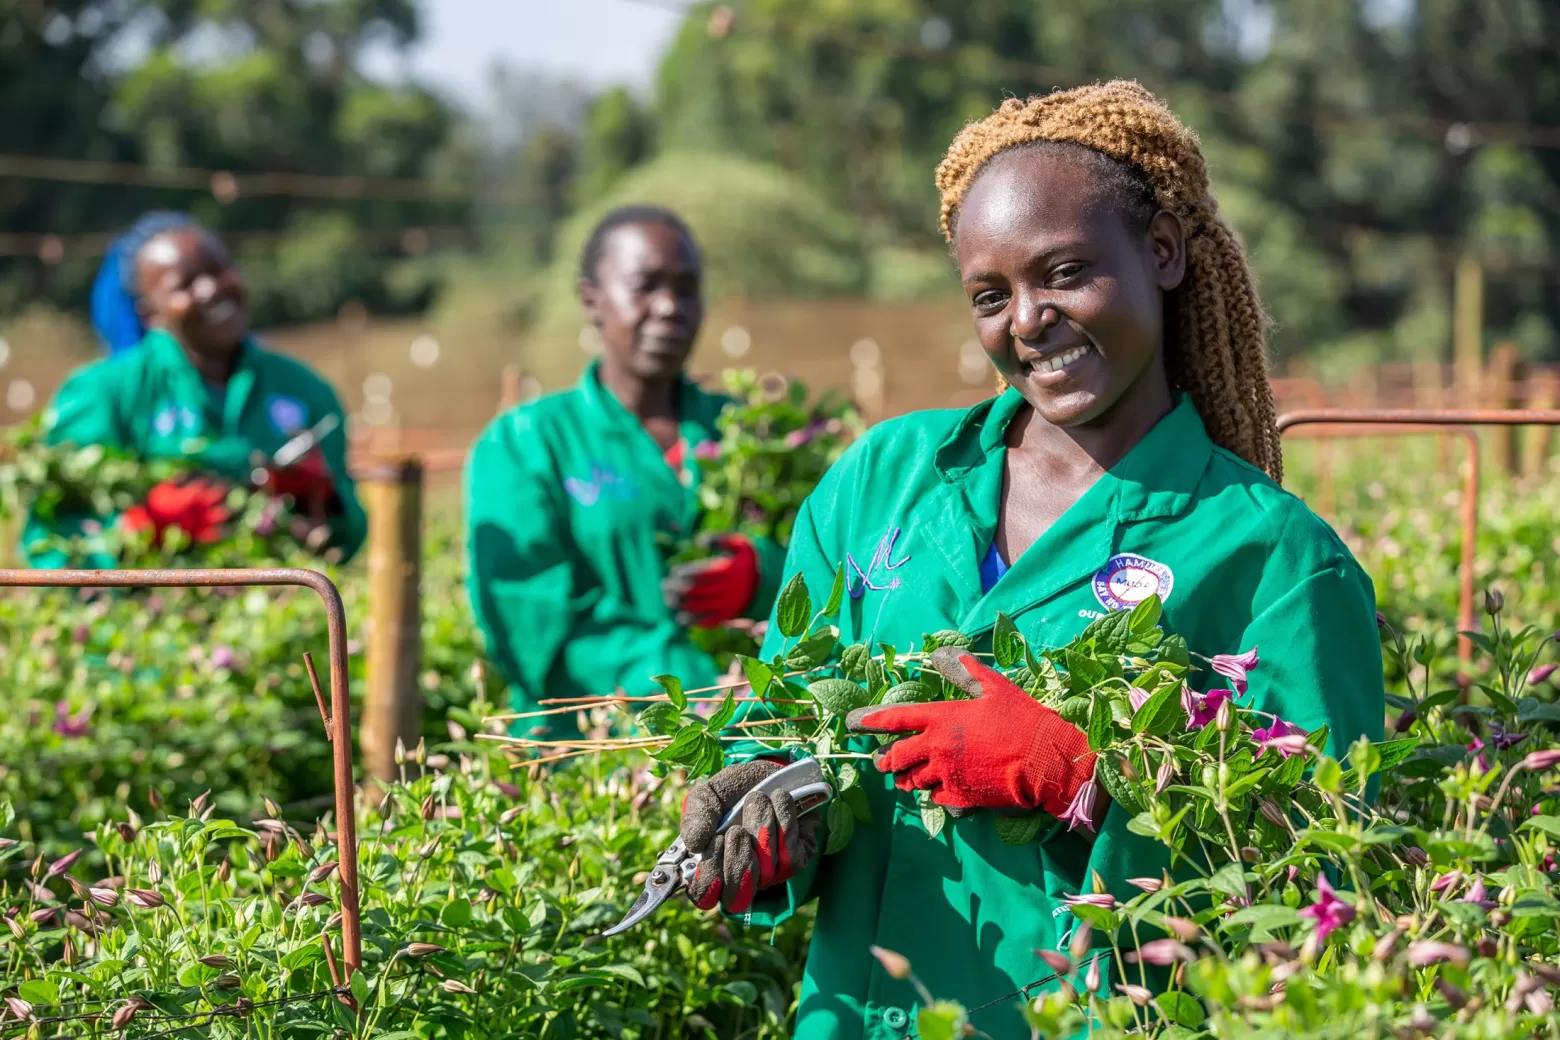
xmin=846 ymin=527 xmax=911 ymax=598
xmin=152 ymin=404 xmax=201 ymax=438
xmin=1093 ymin=553 xmax=1174 ymax=611
xmin=267 ymin=395 xmax=308 ymax=435
xmin=563 ymin=464 xmax=635 ymax=507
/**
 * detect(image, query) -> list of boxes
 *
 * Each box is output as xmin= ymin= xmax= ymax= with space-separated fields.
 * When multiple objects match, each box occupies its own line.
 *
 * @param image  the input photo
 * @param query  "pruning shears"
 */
xmin=599 ymin=758 xmax=834 ymax=938
xmin=271 ymin=413 xmax=340 ymax=469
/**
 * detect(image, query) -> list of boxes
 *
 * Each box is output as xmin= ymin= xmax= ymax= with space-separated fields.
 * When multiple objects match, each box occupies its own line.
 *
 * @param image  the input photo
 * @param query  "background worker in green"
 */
xmin=673 ymin=82 xmax=1385 ymax=1039
xmin=465 ymin=206 xmax=785 ymax=739
xmin=25 ymin=218 xmax=364 ymax=568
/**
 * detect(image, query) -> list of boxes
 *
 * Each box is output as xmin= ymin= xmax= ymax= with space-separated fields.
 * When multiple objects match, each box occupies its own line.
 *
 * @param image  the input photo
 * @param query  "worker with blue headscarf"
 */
xmin=24 ymin=215 xmax=365 ymax=566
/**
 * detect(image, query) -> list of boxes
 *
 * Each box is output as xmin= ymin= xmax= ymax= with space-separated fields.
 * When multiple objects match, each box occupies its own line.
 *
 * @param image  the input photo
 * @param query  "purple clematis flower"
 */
xmin=1490 ymin=721 xmax=1529 ymax=751
xmin=1210 ymin=647 xmax=1259 ymax=695
xmin=52 ymin=700 xmax=93 ymax=739
xmin=1059 ymin=776 xmax=1099 ymax=834
xmin=1188 ymin=689 xmax=1232 ymax=729
xmin=1298 ymin=874 xmax=1355 ymax=941
xmin=1252 ymin=717 xmax=1309 ymax=757
xmin=693 ymin=440 xmax=722 ymax=462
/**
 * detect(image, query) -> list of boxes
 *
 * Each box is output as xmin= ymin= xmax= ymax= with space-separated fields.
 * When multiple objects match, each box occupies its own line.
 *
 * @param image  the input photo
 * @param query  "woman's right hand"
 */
xmin=679 ymin=759 xmax=822 ymax=914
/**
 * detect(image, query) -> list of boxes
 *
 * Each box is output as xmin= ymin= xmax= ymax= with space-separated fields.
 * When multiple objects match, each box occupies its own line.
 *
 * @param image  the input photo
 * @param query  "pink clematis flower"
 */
xmin=1064 ymin=892 xmax=1118 ymax=910
xmin=1530 ymin=663 xmax=1558 ymax=686
xmin=1059 ymin=777 xmax=1100 ymax=835
xmin=1524 ymin=749 xmax=1560 ymax=771
xmin=52 ymin=701 xmax=93 ymax=739
xmin=1127 ymin=687 xmax=1153 ymax=712
xmin=1460 ymin=876 xmax=1497 ymax=909
xmin=1298 ymin=874 xmax=1355 ymax=941
xmin=1188 ymin=688 xmax=1232 ymax=729
xmin=1210 ymin=647 xmax=1259 ymax=695
xmin=693 ymin=440 xmax=722 ymax=462
xmin=1253 ymin=717 xmax=1310 ymax=758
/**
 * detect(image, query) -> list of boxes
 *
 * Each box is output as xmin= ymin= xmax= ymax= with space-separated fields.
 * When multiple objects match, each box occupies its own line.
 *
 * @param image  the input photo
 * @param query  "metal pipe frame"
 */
xmin=0 ymin=567 xmax=362 ymax=975
xmin=1277 ymin=408 xmax=1560 ymax=671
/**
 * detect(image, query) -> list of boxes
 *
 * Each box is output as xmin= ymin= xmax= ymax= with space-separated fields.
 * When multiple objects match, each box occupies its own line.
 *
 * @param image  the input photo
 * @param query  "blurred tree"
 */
xmin=0 ymin=0 xmax=469 ymax=328
xmin=574 ymin=87 xmax=656 ymax=207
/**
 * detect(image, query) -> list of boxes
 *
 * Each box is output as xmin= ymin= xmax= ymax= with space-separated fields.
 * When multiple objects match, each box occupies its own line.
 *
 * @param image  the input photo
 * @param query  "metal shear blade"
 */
xmin=598 ymin=837 xmax=692 ymax=938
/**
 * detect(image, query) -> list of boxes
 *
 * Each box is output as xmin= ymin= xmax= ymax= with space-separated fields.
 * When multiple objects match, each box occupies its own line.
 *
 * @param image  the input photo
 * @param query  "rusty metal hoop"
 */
xmin=1277 ymin=408 xmax=1560 ymax=671
xmin=0 ymin=567 xmax=361 ymax=975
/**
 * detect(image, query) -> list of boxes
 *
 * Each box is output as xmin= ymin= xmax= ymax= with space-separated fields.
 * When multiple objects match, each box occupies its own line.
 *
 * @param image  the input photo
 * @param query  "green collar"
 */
xmin=933 ymin=387 xmax=1212 ymax=521
xmin=142 ymin=328 xmax=260 ymax=434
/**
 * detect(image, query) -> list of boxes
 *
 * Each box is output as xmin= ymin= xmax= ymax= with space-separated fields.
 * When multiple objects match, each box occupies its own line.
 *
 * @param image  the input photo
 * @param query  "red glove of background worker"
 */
xmin=662 ymin=534 xmax=759 ymax=628
xmin=257 ymin=448 xmax=337 ymax=522
xmin=119 ymin=478 xmax=230 ymax=545
xmin=679 ymin=758 xmax=822 ymax=914
xmin=846 ymin=646 xmax=1099 ymax=823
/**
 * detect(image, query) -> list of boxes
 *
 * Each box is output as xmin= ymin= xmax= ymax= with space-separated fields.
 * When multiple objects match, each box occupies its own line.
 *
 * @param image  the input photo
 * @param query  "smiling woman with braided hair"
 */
xmin=672 ymin=82 xmax=1384 ymax=1038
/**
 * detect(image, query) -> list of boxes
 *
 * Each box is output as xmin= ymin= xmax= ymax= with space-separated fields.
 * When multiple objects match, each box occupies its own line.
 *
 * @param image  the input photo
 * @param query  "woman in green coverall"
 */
xmin=25 ymin=218 xmax=364 ymax=567
xmin=673 ymin=83 xmax=1386 ymax=1039
xmin=464 ymin=206 xmax=784 ymax=739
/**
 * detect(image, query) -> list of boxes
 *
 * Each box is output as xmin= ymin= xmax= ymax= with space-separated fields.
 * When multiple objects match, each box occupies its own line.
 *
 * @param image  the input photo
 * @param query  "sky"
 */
xmin=397 ymin=0 xmax=687 ymax=109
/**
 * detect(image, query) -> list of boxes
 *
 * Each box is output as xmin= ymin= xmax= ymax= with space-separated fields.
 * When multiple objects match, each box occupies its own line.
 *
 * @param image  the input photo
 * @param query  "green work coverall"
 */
xmin=746 ymin=389 xmax=1385 ymax=1040
xmin=23 ymin=329 xmax=365 ymax=568
xmin=464 ymin=360 xmax=785 ymax=736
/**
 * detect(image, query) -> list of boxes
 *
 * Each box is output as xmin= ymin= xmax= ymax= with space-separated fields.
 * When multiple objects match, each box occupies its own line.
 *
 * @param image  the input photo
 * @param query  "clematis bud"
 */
xmin=117 ymin=822 xmax=137 ymax=844
xmin=1260 ymin=798 xmax=1288 ymax=827
xmin=441 ymin=979 xmax=477 ymax=995
xmin=309 ymin=861 xmax=339 ymax=884
xmin=1035 ymin=949 xmax=1072 ymax=975
xmin=5 ymin=916 xmax=26 ymax=940
xmin=406 ymin=943 xmax=445 ymax=957
xmin=1084 ymin=955 xmax=1102 ymax=994
xmin=46 ymin=849 xmax=83 ymax=878
xmin=147 ymin=861 xmax=162 ymax=884
xmin=125 ymin=888 xmax=166 ymax=909
xmin=1434 ymin=977 xmax=1467 ymax=1010
xmin=217 ymin=859 xmax=231 ymax=884
xmin=421 ymin=796 xmax=437 ymax=821
xmin=214 ymin=973 xmax=241 ymax=990
xmin=201 ymin=955 xmax=235 ymax=968
xmin=1408 ymin=941 xmax=1470 ymax=968
xmin=1402 ymin=846 xmax=1428 ymax=868
xmin=1129 ymin=939 xmax=1195 ymax=965
xmin=1485 ymin=588 xmax=1504 ymax=616
xmin=29 ymin=908 xmax=57 ymax=926
xmin=1126 ymin=877 xmax=1163 ymax=893
xmin=88 ymin=887 xmax=119 ymax=908
xmin=1372 ymin=927 xmax=1404 ymax=962
xmin=1068 ymin=922 xmax=1093 ymax=962
xmin=263 ymin=797 xmax=281 ymax=818
xmin=1163 ymin=917 xmax=1200 ymax=941
xmin=1115 ymin=983 xmax=1153 ymax=1006
xmin=1530 ymin=664 xmax=1558 ymax=686
xmin=148 ymin=787 xmax=163 ymax=810
xmin=394 ymin=738 xmax=407 ymax=766
xmin=1155 ymin=758 xmax=1175 ymax=795
xmin=4 ymin=997 xmax=34 ymax=1021
xmin=1522 ymin=749 xmax=1560 ymax=772
xmin=112 ymin=1001 xmax=143 ymax=1029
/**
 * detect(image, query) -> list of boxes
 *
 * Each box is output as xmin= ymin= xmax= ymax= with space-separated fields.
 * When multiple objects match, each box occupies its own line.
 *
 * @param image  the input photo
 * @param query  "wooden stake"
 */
xmin=1487 ymin=343 xmax=1522 ymax=475
xmin=1454 ymin=254 xmax=1484 ymax=394
xmin=1525 ymin=369 xmax=1560 ymax=478
xmin=360 ymin=456 xmax=424 ymax=789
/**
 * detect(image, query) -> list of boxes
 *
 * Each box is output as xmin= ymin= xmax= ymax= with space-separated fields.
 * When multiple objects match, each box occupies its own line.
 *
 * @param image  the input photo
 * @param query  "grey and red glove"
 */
xmin=846 ymin=646 xmax=1097 ymax=816
xmin=679 ymin=759 xmax=821 ymax=914
xmin=663 ymin=534 xmax=760 ymax=628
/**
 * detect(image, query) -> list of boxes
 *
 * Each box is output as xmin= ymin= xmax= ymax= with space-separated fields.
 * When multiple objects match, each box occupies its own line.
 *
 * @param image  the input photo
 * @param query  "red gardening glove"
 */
xmin=679 ymin=758 xmax=822 ymax=914
xmin=846 ymin=646 xmax=1098 ymax=817
xmin=120 ymin=478 xmax=231 ymax=546
xmin=261 ymin=449 xmax=337 ymax=518
xmin=662 ymin=534 xmax=760 ymax=628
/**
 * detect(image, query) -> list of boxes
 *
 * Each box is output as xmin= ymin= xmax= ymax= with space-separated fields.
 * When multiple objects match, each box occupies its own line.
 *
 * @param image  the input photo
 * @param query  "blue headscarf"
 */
xmin=90 ymin=211 xmax=198 ymax=355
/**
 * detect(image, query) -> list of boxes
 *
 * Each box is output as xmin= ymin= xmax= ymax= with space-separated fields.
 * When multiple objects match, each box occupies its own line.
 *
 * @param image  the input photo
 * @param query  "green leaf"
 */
xmin=1154 ymin=992 xmax=1205 ymax=1029
xmin=595 ymin=963 xmax=647 ymax=987
xmin=1127 ymin=812 xmax=1160 ymax=838
xmin=920 ymin=798 xmax=947 ymax=839
xmin=993 ymin=612 xmax=1023 ymax=668
xmin=652 ymin=725 xmax=705 ymax=763
xmin=739 ymin=655 xmax=775 ymax=699
xmin=177 ymin=962 xmax=221 ymax=988
xmin=441 ymin=898 xmax=472 ymax=929
xmin=1208 ymin=862 xmax=1247 ymax=901
xmin=1222 ymin=904 xmax=1302 ymax=937
xmin=916 ymin=1001 xmax=970 ymax=1040
xmin=1372 ymin=737 xmax=1420 ymax=772
xmin=350 ymin=969 xmax=370 ymax=1004
xmin=840 ymin=643 xmax=872 ymax=680
xmin=880 ymin=681 xmax=933 ymax=705
xmin=1522 ymin=815 xmax=1560 ymax=841
xmin=822 ymin=564 xmax=846 ymax=617
xmin=1057 ymin=697 xmax=1091 ymax=728
xmin=994 ymin=811 xmax=1047 ymax=845
xmin=841 ymin=784 xmax=873 ymax=824
xmin=17 ymin=980 xmax=57 ymax=1005
xmin=652 ymin=674 xmax=686 ymax=712
xmin=809 ymin=678 xmax=872 ymax=715
xmin=825 ymin=799 xmax=856 ymax=854
xmin=1095 ymin=754 xmax=1146 ymax=814
xmin=1086 ymin=695 xmax=1114 ymax=751
xmin=705 ymin=691 xmax=738 ymax=732
xmin=1132 ymin=680 xmax=1185 ymax=736
xmin=1159 ymin=634 xmax=1190 ymax=667
xmin=637 ymin=702 xmax=682 ymax=736
xmin=1128 ymin=594 xmax=1163 ymax=635
xmin=777 ymin=574 xmax=812 ymax=638
xmin=923 ymin=630 xmax=974 ymax=653
xmin=786 ymin=631 xmax=837 ymax=671
xmin=1081 ymin=610 xmax=1133 ymax=655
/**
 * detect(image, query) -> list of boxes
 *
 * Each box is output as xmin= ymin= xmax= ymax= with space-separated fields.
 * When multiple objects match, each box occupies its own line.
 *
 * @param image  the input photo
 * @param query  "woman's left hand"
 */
xmin=846 ymin=646 xmax=1097 ymax=817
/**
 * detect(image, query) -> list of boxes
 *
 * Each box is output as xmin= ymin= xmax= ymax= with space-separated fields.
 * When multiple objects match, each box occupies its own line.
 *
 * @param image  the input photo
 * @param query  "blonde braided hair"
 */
xmin=936 ymin=80 xmax=1283 ymax=482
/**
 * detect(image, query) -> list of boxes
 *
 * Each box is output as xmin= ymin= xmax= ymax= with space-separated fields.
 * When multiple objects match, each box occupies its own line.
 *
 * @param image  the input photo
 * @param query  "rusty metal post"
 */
xmin=359 ymin=457 xmax=424 ymax=789
xmin=0 ymin=568 xmax=362 ymax=975
xmin=1278 ymin=408 xmax=1560 ymax=677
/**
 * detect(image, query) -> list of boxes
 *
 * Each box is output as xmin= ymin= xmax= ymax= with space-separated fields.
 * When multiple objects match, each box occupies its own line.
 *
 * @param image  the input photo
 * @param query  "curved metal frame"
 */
xmin=0 ymin=567 xmax=361 ymax=975
xmin=1277 ymin=408 xmax=1560 ymax=671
